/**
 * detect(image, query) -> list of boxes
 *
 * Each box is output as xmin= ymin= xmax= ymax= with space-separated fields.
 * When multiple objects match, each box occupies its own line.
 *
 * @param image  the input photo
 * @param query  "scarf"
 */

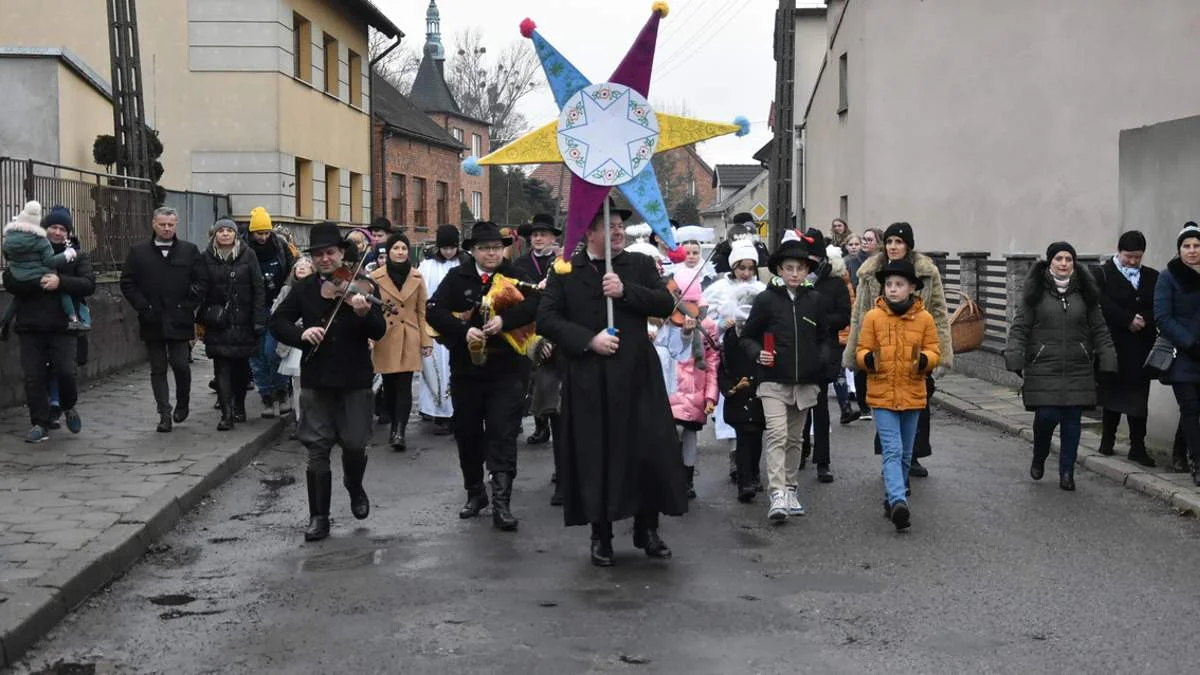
xmin=885 ymin=296 xmax=916 ymax=316
xmin=1113 ymin=256 xmax=1141 ymax=289
xmin=213 ymin=240 xmax=241 ymax=262
xmin=386 ymin=259 xmax=411 ymax=291
xmin=1050 ymin=270 xmax=1072 ymax=295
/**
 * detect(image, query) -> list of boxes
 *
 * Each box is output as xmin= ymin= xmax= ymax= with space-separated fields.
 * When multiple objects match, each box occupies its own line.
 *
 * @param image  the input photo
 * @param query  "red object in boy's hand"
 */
xmin=762 ymin=332 xmax=775 ymax=367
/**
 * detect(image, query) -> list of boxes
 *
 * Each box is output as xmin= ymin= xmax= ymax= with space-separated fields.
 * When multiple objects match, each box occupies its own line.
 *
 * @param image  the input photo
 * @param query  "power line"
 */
xmin=653 ymin=0 xmax=753 ymax=82
xmin=654 ymin=0 xmax=718 ymax=55
xmin=655 ymin=0 xmax=744 ymax=71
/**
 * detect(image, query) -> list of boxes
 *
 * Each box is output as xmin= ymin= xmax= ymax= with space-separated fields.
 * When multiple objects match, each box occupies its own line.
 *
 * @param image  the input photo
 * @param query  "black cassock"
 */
xmin=537 ymin=249 xmax=688 ymax=527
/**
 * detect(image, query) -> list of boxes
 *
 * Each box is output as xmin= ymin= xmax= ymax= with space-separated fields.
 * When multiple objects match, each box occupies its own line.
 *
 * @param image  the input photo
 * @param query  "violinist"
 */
xmin=368 ymin=233 xmax=433 ymax=452
xmin=426 ymin=221 xmax=538 ymax=532
xmin=269 ymin=222 xmax=387 ymax=543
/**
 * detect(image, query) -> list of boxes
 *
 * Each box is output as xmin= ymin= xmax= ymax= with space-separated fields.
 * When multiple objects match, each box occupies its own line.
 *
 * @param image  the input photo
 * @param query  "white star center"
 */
xmin=557 ymin=83 xmax=659 ymax=187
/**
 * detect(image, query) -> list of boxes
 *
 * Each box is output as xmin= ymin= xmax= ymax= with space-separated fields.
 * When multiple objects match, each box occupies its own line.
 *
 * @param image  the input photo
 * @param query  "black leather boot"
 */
xmin=590 ymin=522 xmax=614 ymax=567
xmin=216 ymin=402 xmax=234 ymax=431
xmin=549 ymin=480 xmax=564 ymax=506
xmin=1059 ymin=470 xmax=1076 ymax=491
xmin=1031 ymin=442 xmax=1049 ymax=481
xmin=459 ymin=484 xmax=489 ymax=519
xmin=685 ymin=466 xmax=696 ymax=499
xmin=633 ymin=514 xmax=671 ymax=559
xmin=233 ymin=392 xmax=247 ymax=423
xmin=526 ymin=415 xmax=550 ymax=445
xmin=156 ymin=411 xmax=173 ymax=433
xmin=342 ymin=451 xmax=370 ymax=520
xmin=909 ymin=457 xmax=929 ymax=477
xmin=389 ymin=425 xmax=407 ymax=452
xmin=1127 ymin=445 xmax=1157 ymax=468
xmin=304 ymin=470 xmax=332 ymax=542
xmin=491 ymin=473 xmax=519 ymax=531
xmin=839 ymin=401 xmax=860 ymax=425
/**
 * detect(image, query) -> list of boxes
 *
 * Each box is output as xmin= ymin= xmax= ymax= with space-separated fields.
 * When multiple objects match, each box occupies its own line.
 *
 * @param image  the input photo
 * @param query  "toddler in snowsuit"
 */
xmin=1 ymin=201 xmax=86 ymax=335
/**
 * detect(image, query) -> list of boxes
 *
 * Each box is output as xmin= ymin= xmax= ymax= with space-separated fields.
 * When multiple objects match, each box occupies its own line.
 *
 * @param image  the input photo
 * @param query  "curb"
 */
xmin=932 ymin=392 xmax=1200 ymax=517
xmin=0 ymin=419 xmax=285 ymax=667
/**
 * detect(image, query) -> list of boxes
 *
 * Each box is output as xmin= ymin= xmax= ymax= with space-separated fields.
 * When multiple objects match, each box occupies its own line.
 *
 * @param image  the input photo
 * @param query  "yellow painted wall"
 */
xmin=56 ymin=64 xmax=113 ymax=173
xmin=289 ymin=0 xmax=369 ymax=57
xmin=278 ymin=81 xmax=369 ymax=173
xmin=0 ymin=1 xmax=109 ymax=76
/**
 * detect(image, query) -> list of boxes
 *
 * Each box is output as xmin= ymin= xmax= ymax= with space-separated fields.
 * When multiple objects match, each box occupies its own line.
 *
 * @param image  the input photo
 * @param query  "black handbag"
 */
xmin=1144 ymin=334 xmax=1176 ymax=379
xmin=200 ymin=268 xmax=236 ymax=329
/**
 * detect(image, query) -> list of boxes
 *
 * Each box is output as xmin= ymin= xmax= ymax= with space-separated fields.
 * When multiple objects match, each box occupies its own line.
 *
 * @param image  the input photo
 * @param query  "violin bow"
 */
xmin=667 ymin=243 xmax=721 ymax=319
xmin=306 ymin=249 xmax=370 ymax=361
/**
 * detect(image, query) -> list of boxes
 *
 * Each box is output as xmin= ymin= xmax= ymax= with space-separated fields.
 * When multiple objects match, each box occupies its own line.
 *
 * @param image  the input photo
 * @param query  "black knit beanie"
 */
xmin=883 ymin=222 xmax=914 ymax=251
xmin=1045 ymin=241 xmax=1077 ymax=261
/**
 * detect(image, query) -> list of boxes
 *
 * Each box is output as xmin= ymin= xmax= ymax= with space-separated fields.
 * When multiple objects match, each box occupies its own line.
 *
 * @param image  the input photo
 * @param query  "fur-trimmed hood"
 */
xmin=1023 ymin=259 xmax=1100 ymax=308
xmin=857 ymin=250 xmax=939 ymax=283
xmin=2 ymin=220 xmax=48 ymax=239
xmin=1167 ymin=257 xmax=1200 ymax=293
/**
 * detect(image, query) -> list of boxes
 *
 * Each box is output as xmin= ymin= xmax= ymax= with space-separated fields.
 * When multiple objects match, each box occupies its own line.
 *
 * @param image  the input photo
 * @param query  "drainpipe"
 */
xmin=369 ymin=34 xmax=402 ymax=220
xmin=380 ymin=128 xmax=395 ymax=227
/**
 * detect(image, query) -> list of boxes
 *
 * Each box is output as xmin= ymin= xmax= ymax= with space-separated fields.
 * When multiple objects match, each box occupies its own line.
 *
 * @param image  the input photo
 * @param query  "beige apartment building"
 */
xmin=796 ymin=0 xmax=1200 ymax=257
xmin=0 ymin=0 xmax=401 ymax=225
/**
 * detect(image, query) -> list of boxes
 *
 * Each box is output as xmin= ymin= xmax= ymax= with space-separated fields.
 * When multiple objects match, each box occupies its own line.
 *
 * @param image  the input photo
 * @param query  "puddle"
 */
xmin=159 ymin=608 xmax=226 ymax=621
xmin=148 ymin=593 xmax=196 ymax=606
xmin=30 ymin=661 xmax=95 ymax=675
xmin=302 ymin=546 xmax=387 ymax=572
xmin=207 ymin=536 xmax=242 ymax=544
xmin=260 ymin=474 xmax=296 ymax=490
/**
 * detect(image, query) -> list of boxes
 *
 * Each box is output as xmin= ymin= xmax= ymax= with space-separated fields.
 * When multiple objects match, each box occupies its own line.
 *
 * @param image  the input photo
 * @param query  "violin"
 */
xmin=319 ymin=265 xmax=399 ymax=315
xmin=665 ymin=276 xmax=702 ymax=327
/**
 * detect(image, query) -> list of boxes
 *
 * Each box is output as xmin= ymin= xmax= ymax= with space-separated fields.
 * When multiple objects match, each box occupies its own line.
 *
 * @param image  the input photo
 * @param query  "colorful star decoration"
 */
xmin=461 ymin=2 xmax=751 ymax=256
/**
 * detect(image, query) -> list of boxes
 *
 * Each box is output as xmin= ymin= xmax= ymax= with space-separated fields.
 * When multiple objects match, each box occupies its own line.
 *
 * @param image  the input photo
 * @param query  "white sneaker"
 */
xmin=785 ymin=486 xmax=806 ymax=516
xmin=767 ymin=491 xmax=788 ymax=522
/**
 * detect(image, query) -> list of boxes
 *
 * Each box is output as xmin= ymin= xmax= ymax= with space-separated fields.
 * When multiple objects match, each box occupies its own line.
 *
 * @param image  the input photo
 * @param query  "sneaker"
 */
xmin=891 ymin=501 xmax=911 ymax=531
xmin=767 ymin=491 xmax=788 ymax=522
xmin=785 ymin=485 xmax=806 ymax=516
xmin=859 ymin=410 xmax=872 ymax=421
xmin=66 ymin=319 xmax=91 ymax=332
xmin=63 ymin=409 xmax=81 ymax=434
xmin=24 ymin=425 xmax=48 ymax=443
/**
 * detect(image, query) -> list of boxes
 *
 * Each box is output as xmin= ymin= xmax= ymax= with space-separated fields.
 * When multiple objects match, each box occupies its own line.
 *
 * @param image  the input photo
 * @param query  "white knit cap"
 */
xmin=729 ymin=242 xmax=758 ymax=267
xmin=11 ymin=200 xmax=41 ymax=228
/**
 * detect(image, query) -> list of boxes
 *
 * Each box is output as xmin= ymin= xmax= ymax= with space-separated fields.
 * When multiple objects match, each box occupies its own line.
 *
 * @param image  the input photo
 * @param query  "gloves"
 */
xmin=62 ymin=247 xmax=77 ymax=262
xmin=864 ymin=352 xmax=876 ymax=372
xmin=917 ymin=354 xmax=929 ymax=372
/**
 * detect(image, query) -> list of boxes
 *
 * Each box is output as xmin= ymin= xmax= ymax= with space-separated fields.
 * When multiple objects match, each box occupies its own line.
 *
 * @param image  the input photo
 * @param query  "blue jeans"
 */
xmin=249 ymin=332 xmax=289 ymax=400
xmin=875 ymin=409 xmax=920 ymax=507
xmin=1033 ymin=406 xmax=1083 ymax=474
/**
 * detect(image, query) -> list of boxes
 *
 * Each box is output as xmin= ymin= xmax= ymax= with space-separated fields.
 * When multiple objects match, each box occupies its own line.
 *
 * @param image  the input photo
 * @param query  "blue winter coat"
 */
xmin=1154 ymin=258 xmax=1200 ymax=384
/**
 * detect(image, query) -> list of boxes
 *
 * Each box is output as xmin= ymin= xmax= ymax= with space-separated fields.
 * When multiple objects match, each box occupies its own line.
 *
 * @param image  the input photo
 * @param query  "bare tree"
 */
xmin=445 ymin=29 xmax=542 ymax=146
xmin=370 ymin=29 xmax=421 ymax=94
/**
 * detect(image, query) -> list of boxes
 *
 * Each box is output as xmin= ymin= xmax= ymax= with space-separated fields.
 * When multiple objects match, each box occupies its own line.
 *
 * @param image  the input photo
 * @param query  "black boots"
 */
xmin=685 ymin=466 xmax=696 ymax=499
xmin=343 ymin=451 xmax=370 ymax=520
xmin=590 ymin=522 xmax=614 ymax=567
xmin=389 ymin=425 xmax=407 ymax=452
xmin=1031 ymin=446 xmax=1049 ymax=481
xmin=491 ymin=473 xmax=518 ymax=531
xmin=459 ymin=485 xmax=489 ymax=519
xmin=633 ymin=514 xmax=671 ymax=559
xmin=156 ymin=411 xmax=173 ymax=433
xmin=909 ymin=457 xmax=929 ymax=477
xmin=217 ymin=401 xmax=234 ymax=431
xmin=817 ymin=464 xmax=834 ymax=483
xmin=526 ymin=415 xmax=551 ymax=445
xmin=1060 ymin=471 xmax=1076 ymax=491
xmin=232 ymin=393 xmax=247 ymax=423
xmin=839 ymin=401 xmax=860 ymax=425
xmin=304 ymin=470 xmax=332 ymax=542
xmin=1127 ymin=445 xmax=1157 ymax=468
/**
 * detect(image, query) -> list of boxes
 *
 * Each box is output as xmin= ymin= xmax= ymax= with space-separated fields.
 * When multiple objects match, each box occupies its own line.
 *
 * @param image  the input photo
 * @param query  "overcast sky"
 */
xmin=372 ymin=0 xmax=778 ymax=167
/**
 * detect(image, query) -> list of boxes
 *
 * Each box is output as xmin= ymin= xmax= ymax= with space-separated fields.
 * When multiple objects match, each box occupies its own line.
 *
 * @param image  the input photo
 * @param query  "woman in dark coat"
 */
xmin=1005 ymin=242 xmax=1117 ymax=491
xmin=199 ymin=218 xmax=266 ymax=430
xmin=1092 ymin=230 xmax=1158 ymax=466
xmin=1154 ymin=223 xmax=1200 ymax=486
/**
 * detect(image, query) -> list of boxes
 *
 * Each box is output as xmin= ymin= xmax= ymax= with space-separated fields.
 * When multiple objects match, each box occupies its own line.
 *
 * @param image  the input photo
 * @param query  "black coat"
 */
xmin=200 ymin=244 xmax=266 ymax=359
xmin=740 ymin=282 xmax=837 ymax=386
xmin=119 ymin=237 xmax=206 ymax=342
xmin=812 ymin=260 xmax=852 ymax=376
xmin=1092 ymin=259 xmax=1158 ymax=415
xmin=536 ymin=250 xmax=688 ymax=526
xmin=718 ymin=326 xmax=764 ymax=428
xmin=2 ymin=244 xmax=96 ymax=334
xmin=425 ymin=260 xmax=537 ymax=382
xmin=246 ymin=233 xmax=295 ymax=308
xmin=511 ymin=249 xmax=557 ymax=285
xmin=268 ymin=274 xmax=387 ymax=390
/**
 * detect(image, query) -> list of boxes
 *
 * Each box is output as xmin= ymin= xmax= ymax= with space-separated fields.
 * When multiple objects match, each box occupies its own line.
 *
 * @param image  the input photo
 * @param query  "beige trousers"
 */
xmin=758 ymin=382 xmax=819 ymax=494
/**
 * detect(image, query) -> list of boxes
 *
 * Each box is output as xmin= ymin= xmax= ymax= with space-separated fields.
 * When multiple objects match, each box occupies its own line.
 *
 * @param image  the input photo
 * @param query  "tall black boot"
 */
xmin=217 ymin=401 xmax=234 ymax=431
xmin=342 ymin=450 xmax=370 ymax=520
xmin=491 ymin=472 xmax=519 ymax=531
xmin=233 ymin=389 xmax=248 ymax=423
xmin=459 ymin=484 xmax=489 ymax=518
xmin=590 ymin=521 xmax=614 ymax=567
xmin=549 ymin=416 xmax=564 ymax=506
xmin=1031 ymin=440 xmax=1050 ymax=481
xmin=1172 ymin=425 xmax=1191 ymax=473
xmin=1127 ymin=416 xmax=1156 ymax=467
xmin=685 ymin=466 xmax=696 ymax=499
xmin=304 ymin=470 xmax=332 ymax=542
xmin=527 ymin=415 xmax=550 ymax=445
xmin=633 ymin=512 xmax=671 ymax=559
xmin=1098 ymin=409 xmax=1119 ymax=456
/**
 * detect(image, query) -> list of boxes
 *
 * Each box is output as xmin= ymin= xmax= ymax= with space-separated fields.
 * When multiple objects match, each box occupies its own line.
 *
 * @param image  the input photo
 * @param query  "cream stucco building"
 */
xmin=0 ymin=0 xmax=401 ymax=225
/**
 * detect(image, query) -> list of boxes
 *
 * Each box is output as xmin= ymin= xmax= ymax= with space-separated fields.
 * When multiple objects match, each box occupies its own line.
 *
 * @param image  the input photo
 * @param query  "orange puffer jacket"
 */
xmin=855 ymin=296 xmax=940 ymax=411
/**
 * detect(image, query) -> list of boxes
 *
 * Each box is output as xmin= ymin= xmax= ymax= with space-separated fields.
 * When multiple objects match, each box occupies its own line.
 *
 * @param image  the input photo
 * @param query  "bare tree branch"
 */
xmin=370 ymin=29 xmax=421 ymax=94
xmin=445 ymin=29 xmax=543 ymax=145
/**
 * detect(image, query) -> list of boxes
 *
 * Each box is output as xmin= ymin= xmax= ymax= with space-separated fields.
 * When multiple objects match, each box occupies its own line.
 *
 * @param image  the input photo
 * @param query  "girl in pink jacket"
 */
xmin=669 ymin=309 xmax=721 ymax=499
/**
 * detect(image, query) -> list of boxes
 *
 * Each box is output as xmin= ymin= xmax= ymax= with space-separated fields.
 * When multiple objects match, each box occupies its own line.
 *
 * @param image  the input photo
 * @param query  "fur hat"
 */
xmin=43 ymin=205 xmax=73 ymax=233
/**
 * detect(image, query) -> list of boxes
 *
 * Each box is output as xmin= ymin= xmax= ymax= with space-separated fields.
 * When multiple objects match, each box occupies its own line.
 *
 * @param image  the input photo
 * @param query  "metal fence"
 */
xmin=0 ymin=157 xmax=156 ymax=271
xmin=163 ymin=189 xmax=232 ymax=246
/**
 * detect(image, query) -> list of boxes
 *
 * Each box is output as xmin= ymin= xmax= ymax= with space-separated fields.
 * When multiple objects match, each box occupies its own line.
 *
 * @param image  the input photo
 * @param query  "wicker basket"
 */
xmin=950 ymin=292 xmax=985 ymax=354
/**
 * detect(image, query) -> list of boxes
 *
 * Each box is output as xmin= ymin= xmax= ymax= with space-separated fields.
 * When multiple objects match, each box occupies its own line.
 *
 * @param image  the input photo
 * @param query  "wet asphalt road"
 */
xmin=13 ymin=401 xmax=1200 ymax=675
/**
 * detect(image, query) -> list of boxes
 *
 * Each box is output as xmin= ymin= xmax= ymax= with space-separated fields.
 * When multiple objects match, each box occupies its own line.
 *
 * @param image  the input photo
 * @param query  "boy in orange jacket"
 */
xmin=856 ymin=259 xmax=940 ymax=531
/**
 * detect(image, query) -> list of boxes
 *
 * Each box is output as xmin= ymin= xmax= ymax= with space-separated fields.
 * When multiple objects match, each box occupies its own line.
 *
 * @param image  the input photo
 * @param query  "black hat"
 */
xmin=385 ymin=232 xmax=411 ymax=251
xmin=521 ymin=213 xmax=561 ymax=238
xmin=1117 ymin=230 xmax=1146 ymax=253
xmin=875 ymin=258 xmax=925 ymax=291
xmin=883 ymin=222 xmax=915 ymax=251
xmin=1178 ymin=222 xmax=1200 ymax=250
xmin=804 ymin=228 xmax=828 ymax=260
xmin=304 ymin=222 xmax=351 ymax=253
xmin=463 ymin=221 xmax=512 ymax=250
xmin=368 ymin=217 xmax=393 ymax=233
xmin=732 ymin=212 xmax=755 ymax=225
xmin=593 ymin=197 xmax=632 ymax=223
xmin=1045 ymin=241 xmax=1077 ymax=261
xmin=435 ymin=224 xmax=460 ymax=248
xmin=43 ymin=205 xmax=73 ymax=233
xmin=767 ymin=236 xmax=812 ymax=275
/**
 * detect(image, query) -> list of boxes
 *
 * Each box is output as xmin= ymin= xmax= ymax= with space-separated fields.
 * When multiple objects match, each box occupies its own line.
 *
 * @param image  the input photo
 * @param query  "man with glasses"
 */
xmin=427 ymin=221 xmax=538 ymax=532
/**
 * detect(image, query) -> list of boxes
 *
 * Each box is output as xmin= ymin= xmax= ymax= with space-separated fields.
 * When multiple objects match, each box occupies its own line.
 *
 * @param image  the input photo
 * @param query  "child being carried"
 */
xmin=2 ymin=201 xmax=88 ymax=332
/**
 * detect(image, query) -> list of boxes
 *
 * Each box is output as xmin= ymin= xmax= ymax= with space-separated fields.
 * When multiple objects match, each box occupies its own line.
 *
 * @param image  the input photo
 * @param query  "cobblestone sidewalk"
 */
xmin=933 ymin=371 xmax=1200 ymax=515
xmin=0 ymin=353 xmax=284 ymax=666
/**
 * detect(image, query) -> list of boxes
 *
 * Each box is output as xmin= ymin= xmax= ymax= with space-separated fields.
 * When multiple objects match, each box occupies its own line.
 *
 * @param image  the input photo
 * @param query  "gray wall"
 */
xmin=0 ymin=58 xmax=59 ymax=162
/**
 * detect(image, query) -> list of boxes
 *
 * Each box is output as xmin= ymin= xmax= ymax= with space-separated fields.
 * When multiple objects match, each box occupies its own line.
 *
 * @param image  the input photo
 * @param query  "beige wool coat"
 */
xmin=369 ymin=266 xmax=433 ymax=374
xmin=842 ymin=251 xmax=953 ymax=370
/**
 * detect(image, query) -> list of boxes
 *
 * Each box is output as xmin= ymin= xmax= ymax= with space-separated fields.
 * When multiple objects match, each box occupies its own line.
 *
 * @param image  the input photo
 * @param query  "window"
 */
xmin=347 ymin=49 xmax=362 ymax=106
xmin=689 ymin=177 xmax=696 ymax=197
xmin=839 ymin=195 xmax=848 ymax=220
xmin=390 ymin=173 xmax=406 ymax=226
xmin=412 ymin=177 xmax=427 ymax=229
xmin=325 ymin=165 xmax=340 ymax=221
xmin=458 ymin=188 xmax=465 ymax=206
xmin=471 ymin=133 xmax=482 ymax=158
xmin=323 ymin=33 xmax=338 ymax=96
xmin=471 ymin=191 xmax=483 ymax=219
xmin=295 ymin=157 xmax=313 ymax=218
xmin=837 ymin=52 xmax=848 ymax=114
xmin=435 ymin=181 xmax=448 ymax=225
xmin=349 ymin=172 xmax=363 ymax=224
xmin=293 ymin=13 xmax=312 ymax=83
xmin=451 ymin=127 xmax=464 ymax=142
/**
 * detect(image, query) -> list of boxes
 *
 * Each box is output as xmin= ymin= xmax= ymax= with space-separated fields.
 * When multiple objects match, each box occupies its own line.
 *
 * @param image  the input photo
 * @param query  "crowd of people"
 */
xmin=6 ymin=197 xmax=1200 ymax=565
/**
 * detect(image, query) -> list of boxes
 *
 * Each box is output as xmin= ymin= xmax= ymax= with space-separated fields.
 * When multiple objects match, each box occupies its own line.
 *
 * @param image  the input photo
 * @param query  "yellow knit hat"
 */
xmin=248 ymin=207 xmax=272 ymax=232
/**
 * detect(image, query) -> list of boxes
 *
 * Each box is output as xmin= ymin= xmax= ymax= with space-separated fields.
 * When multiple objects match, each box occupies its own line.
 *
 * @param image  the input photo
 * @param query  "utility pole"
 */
xmin=107 ymin=0 xmax=152 ymax=181
xmin=768 ymin=0 xmax=796 ymax=246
